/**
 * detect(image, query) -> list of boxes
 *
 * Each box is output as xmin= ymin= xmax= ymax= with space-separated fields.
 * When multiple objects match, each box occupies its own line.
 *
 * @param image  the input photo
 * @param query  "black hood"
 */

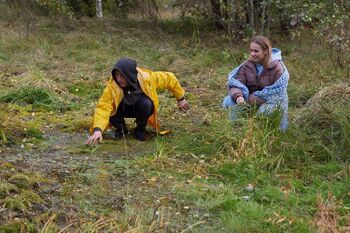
xmin=112 ymin=57 xmax=138 ymax=89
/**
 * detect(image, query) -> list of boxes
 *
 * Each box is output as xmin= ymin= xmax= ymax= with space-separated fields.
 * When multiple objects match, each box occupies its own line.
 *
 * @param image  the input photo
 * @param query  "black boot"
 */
xmin=134 ymin=126 xmax=146 ymax=141
xmin=114 ymin=123 xmax=128 ymax=139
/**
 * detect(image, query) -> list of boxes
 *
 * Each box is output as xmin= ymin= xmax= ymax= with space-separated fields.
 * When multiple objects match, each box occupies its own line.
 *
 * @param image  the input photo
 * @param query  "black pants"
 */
xmin=109 ymin=96 xmax=154 ymax=131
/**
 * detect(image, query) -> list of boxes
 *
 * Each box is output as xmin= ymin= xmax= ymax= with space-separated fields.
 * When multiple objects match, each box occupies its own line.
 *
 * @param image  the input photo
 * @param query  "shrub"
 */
xmin=0 ymin=67 xmax=74 ymax=111
xmin=295 ymin=83 xmax=350 ymax=160
xmin=0 ymin=88 xmax=59 ymax=107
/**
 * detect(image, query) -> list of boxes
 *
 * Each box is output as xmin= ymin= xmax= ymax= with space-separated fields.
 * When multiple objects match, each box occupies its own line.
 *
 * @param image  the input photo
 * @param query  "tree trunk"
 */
xmin=248 ymin=0 xmax=255 ymax=35
xmin=228 ymin=0 xmax=240 ymax=37
xmin=147 ymin=0 xmax=159 ymax=22
xmin=266 ymin=5 xmax=271 ymax=37
xmin=210 ymin=0 xmax=223 ymax=29
xmin=222 ymin=0 xmax=228 ymax=22
xmin=96 ymin=0 xmax=103 ymax=18
xmin=259 ymin=1 xmax=266 ymax=35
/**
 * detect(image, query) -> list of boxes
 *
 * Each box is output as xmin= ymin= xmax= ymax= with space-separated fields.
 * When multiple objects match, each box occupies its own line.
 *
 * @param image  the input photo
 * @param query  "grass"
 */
xmin=0 ymin=3 xmax=349 ymax=232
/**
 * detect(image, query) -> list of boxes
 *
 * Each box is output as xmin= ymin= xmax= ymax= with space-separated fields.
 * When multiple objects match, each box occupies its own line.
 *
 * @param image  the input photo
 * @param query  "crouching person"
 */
xmin=86 ymin=57 xmax=190 ymax=144
xmin=222 ymin=35 xmax=289 ymax=130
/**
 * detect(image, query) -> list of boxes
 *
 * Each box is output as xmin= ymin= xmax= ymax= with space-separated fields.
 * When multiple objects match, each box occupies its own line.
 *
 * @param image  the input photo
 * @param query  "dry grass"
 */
xmin=301 ymin=83 xmax=350 ymax=109
xmin=295 ymin=83 xmax=350 ymax=125
xmin=314 ymin=194 xmax=341 ymax=233
xmin=2 ymin=67 xmax=72 ymax=98
xmin=295 ymin=83 xmax=350 ymax=157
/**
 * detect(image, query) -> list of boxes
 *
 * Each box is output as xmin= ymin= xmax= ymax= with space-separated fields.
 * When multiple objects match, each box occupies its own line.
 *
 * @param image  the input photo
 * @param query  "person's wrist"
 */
xmin=93 ymin=127 xmax=102 ymax=133
xmin=235 ymin=95 xmax=243 ymax=101
xmin=177 ymin=96 xmax=185 ymax=102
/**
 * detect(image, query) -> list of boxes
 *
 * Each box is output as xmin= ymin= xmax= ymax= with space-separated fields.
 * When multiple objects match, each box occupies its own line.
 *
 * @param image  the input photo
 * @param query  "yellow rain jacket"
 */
xmin=90 ymin=67 xmax=185 ymax=134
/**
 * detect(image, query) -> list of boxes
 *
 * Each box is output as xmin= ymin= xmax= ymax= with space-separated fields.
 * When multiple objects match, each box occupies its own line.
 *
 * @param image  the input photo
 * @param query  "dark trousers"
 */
xmin=109 ymin=96 xmax=154 ymax=131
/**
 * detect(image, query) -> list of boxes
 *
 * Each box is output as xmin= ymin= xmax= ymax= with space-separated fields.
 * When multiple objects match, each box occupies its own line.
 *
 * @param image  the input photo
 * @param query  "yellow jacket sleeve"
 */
xmin=151 ymin=71 xmax=185 ymax=100
xmin=92 ymin=86 xmax=114 ymax=132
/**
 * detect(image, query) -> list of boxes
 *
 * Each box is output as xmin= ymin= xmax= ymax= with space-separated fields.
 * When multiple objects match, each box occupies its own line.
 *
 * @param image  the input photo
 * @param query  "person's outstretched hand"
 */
xmin=236 ymin=96 xmax=246 ymax=105
xmin=177 ymin=99 xmax=190 ymax=112
xmin=86 ymin=131 xmax=102 ymax=145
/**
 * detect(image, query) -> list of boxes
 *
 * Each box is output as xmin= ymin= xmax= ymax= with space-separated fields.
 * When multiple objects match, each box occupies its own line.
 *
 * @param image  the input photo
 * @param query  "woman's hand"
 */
xmin=248 ymin=94 xmax=266 ymax=106
xmin=177 ymin=99 xmax=190 ymax=112
xmin=86 ymin=131 xmax=103 ymax=145
xmin=236 ymin=96 xmax=246 ymax=105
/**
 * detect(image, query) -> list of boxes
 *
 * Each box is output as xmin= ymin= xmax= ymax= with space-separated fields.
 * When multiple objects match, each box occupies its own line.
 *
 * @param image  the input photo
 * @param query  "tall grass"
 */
xmin=0 ymin=67 xmax=75 ymax=111
xmin=295 ymin=83 xmax=350 ymax=161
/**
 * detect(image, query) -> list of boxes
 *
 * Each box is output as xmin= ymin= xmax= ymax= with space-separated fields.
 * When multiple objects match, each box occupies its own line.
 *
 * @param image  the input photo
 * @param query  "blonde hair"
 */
xmin=250 ymin=35 xmax=272 ymax=68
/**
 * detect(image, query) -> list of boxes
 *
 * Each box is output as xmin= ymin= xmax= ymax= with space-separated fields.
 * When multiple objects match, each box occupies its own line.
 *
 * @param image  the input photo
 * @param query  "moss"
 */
xmin=0 ymin=181 xmax=19 ymax=198
xmin=3 ymin=196 xmax=26 ymax=211
xmin=0 ymin=223 xmax=22 ymax=233
xmin=0 ymin=220 xmax=35 ymax=233
xmin=2 ymin=190 xmax=43 ymax=212
xmin=23 ymin=127 xmax=43 ymax=139
xmin=9 ymin=174 xmax=37 ymax=189
xmin=21 ymin=190 xmax=44 ymax=204
xmin=64 ymin=116 xmax=90 ymax=133
xmin=0 ymin=104 xmax=25 ymax=144
xmin=0 ymin=161 xmax=15 ymax=170
xmin=67 ymin=82 xmax=102 ymax=98
xmin=66 ymin=146 xmax=94 ymax=154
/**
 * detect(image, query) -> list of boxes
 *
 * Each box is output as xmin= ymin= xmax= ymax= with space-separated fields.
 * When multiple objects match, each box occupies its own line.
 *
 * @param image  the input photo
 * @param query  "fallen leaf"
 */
xmin=159 ymin=130 xmax=171 ymax=135
xmin=276 ymin=217 xmax=286 ymax=224
xmin=159 ymin=197 xmax=169 ymax=206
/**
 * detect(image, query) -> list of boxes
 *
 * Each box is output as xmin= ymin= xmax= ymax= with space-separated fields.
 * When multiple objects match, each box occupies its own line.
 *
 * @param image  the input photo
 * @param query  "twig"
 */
xmin=41 ymin=214 xmax=56 ymax=233
xmin=105 ymin=225 xmax=122 ymax=233
xmin=0 ymin=203 xmax=6 ymax=213
xmin=58 ymin=223 xmax=73 ymax=233
xmin=149 ymin=204 xmax=162 ymax=224
xmin=180 ymin=220 xmax=206 ymax=233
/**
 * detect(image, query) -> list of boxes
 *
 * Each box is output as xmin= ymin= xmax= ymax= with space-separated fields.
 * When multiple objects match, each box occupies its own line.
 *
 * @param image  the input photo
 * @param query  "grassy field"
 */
xmin=0 ymin=4 xmax=349 ymax=233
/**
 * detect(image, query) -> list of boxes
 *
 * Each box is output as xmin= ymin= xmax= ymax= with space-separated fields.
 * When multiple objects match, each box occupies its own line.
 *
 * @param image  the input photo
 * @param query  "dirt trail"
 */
xmin=1 ymin=130 xmax=157 ymax=176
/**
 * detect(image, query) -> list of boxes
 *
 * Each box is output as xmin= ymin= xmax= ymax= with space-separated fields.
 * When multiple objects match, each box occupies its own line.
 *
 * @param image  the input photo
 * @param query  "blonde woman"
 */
xmin=223 ymin=35 xmax=289 ymax=130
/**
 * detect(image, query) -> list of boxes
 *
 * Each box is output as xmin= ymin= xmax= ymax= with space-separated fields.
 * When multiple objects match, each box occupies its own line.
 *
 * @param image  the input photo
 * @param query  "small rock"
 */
xmin=52 ymin=144 xmax=62 ymax=150
xmin=245 ymin=183 xmax=254 ymax=192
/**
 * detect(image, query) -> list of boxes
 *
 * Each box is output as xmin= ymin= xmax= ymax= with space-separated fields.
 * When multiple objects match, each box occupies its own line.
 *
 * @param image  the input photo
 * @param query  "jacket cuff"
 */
xmin=177 ymin=96 xmax=185 ymax=101
xmin=93 ymin=127 xmax=102 ymax=133
xmin=229 ymin=87 xmax=243 ymax=101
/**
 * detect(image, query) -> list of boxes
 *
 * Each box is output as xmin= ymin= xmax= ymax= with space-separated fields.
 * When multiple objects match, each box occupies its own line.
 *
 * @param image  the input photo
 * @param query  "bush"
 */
xmin=65 ymin=0 xmax=94 ymax=17
xmin=0 ymin=88 xmax=59 ymax=107
xmin=295 ymin=83 xmax=350 ymax=160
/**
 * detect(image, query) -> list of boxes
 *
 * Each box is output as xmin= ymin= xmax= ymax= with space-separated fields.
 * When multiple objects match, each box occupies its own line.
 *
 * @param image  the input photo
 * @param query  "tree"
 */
xmin=96 ymin=0 xmax=103 ymax=18
xmin=210 ymin=0 xmax=227 ymax=29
